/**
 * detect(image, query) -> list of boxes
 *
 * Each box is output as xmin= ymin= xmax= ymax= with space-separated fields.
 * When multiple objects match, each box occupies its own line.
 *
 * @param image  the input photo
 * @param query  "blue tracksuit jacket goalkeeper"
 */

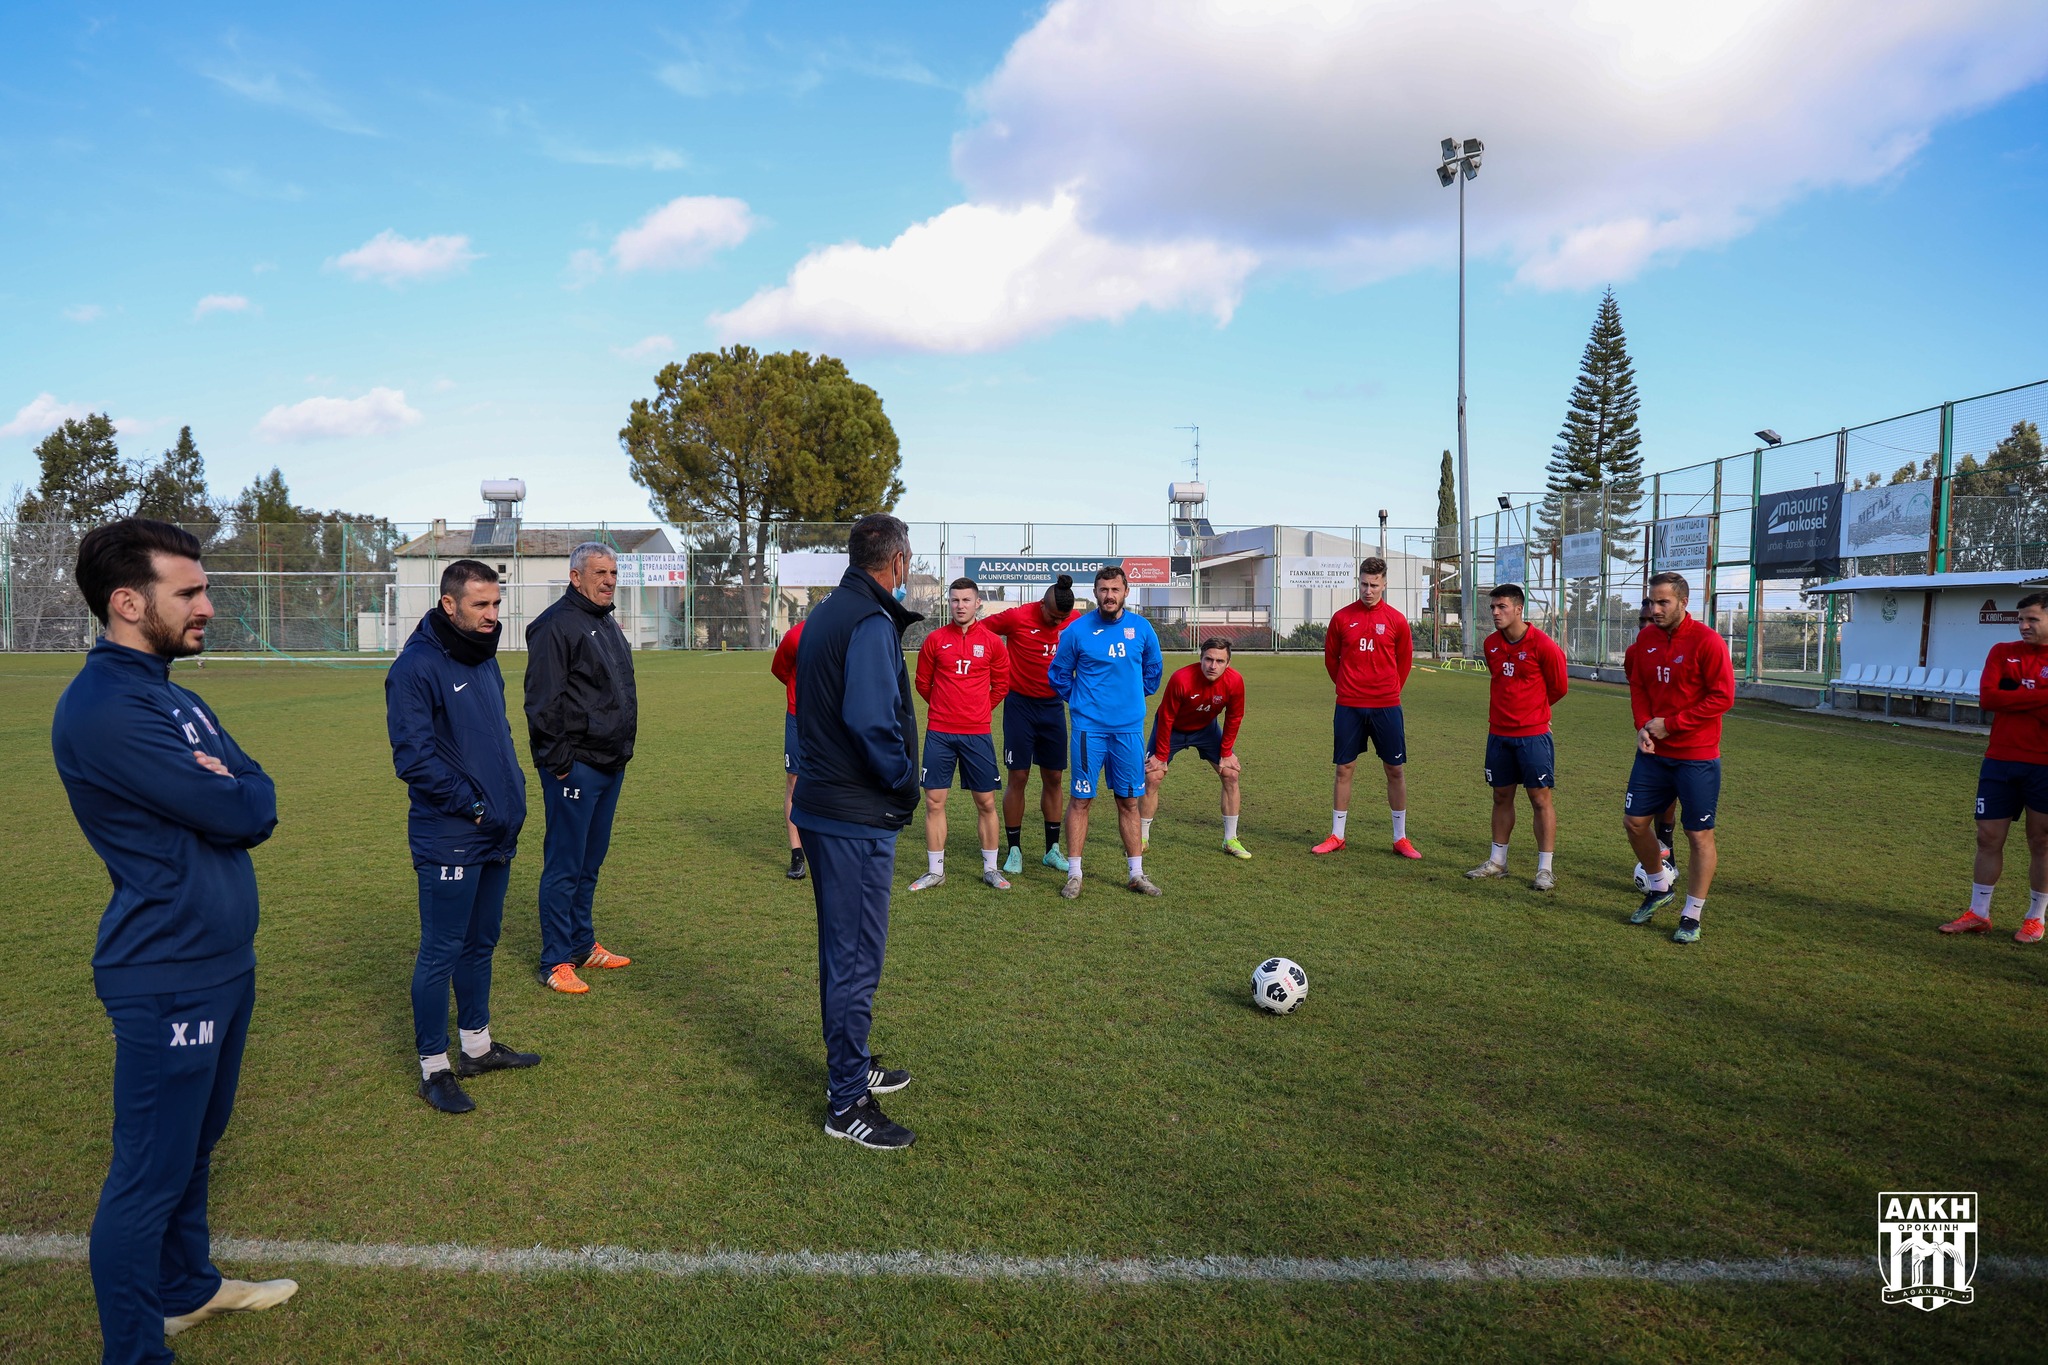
xmin=1047 ymin=608 xmax=1164 ymax=732
xmin=51 ymin=639 xmax=278 ymax=1000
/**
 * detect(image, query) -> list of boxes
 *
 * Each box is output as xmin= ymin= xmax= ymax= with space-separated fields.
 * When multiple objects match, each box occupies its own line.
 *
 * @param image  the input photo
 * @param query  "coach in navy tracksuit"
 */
xmin=386 ymin=559 xmax=540 ymax=1114
xmin=51 ymin=521 xmax=297 ymax=1364
xmin=794 ymin=515 xmax=924 ymax=1150
xmin=523 ymin=542 xmax=638 ymax=993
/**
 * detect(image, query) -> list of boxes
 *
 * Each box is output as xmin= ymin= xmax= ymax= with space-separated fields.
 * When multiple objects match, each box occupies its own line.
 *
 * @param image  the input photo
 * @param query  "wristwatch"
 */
xmin=470 ymin=800 xmax=487 ymax=819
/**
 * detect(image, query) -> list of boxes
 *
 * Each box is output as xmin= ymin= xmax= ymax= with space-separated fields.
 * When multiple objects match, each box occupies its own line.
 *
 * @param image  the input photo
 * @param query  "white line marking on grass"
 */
xmin=6 ymin=1233 xmax=2047 ymax=1287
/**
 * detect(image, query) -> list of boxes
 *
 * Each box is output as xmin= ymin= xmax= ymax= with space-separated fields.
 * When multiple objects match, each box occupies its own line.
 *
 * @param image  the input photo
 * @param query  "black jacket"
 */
xmin=792 ymin=566 xmax=923 ymax=831
xmin=523 ymin=586 xmax=638 ymax=774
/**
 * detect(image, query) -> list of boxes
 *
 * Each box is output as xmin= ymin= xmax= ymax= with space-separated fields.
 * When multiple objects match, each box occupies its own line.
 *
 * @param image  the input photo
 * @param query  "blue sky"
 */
xmin=4 ymin=1 xmax=2046 ymax=535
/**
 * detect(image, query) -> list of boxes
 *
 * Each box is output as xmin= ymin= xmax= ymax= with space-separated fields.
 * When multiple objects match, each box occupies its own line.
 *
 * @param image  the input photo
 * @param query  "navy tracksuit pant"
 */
xmin=413 ymin=860 xmax=511 ymax=1056
xmin=538 ymin=761 xmax=624 ymax=969
xmin=801 ymin=828 xmax=896 ymax=1111
xmin=92 ymin=970 xmax=255 ymax=1365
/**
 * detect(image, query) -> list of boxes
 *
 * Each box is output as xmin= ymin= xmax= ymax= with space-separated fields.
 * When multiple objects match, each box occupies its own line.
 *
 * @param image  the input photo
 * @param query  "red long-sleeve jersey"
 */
xmin=1324 ymin=599 xmax=1413 ymax=707
xmin=915 ymin=620 xmax=1011 ymax=735
xmin=1979 ymin=639 xmax=2048 ymax=765
xmin=1151 ymin=664 xmax=1246 ymax=759
xmin=769 ymin=619 xmax=804 ymax=716
xmin=1628 ymin=614 xmax=1735 ymax=760
xmin=1481 ymin=625 xmax=1568 ymax=736
xmin=984 ymin=603 xmax=1083 ymax=699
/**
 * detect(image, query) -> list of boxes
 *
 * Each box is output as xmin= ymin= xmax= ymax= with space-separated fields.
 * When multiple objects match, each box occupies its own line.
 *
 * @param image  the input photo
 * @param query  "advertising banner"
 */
xmin=962 ymin=555 xmax=1186 ymax=586
xmin=1754 ymin=482 xmax=1843 ymax=578
xmin=1562 ymin=531 xmax=1603 ymax=580
xmin=773 ymin=551 xmax=850 ymax=587
xmin=614 ymin=553 xmax=689 ymax=587
xmin=1652 ymin=516 xmax=1712 ymax=574
xmin=1492 ymin=543 xmax=1526 ymax=588
xmin=1840 ymin=479 xmax=1935 ymax=560
xmin=1280 ymin=556 xmax=1357 ymax=589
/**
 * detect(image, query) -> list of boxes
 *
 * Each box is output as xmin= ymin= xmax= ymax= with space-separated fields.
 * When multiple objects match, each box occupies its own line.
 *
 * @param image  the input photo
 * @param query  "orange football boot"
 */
xmin=1310 ymin=835 xmax=1345 ymax=855
xmin=581 ymin=943 xmax=632 ymax=969
xmin=2016 ymin=919 xmax=2044 ymax=945
xmin=542 ymin=963 xmax=590 ymax=993
xmin=1937 ymin=911 xmax=1992 ymax=934
xmin=1392 ymin=837 xmax=1422 ymax=860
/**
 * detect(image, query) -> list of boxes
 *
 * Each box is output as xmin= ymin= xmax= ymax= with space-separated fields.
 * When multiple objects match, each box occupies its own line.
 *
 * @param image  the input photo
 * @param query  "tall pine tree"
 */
xmin=1538 ymin=289 xmax=1643 ymax=557
xmin=134 ymin=425 xmax=215 ymax=528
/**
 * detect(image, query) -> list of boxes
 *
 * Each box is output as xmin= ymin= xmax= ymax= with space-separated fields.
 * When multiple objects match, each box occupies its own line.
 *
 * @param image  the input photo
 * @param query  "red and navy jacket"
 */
xmin=984 ymin=603 xmax=1082 ymax=699
xmin=1481 ymin=625 xmax=1568 ymax=737
xmin=1980 ymin=639 xmax=2048 ymax=765
xmin=1151 ymin=663 xmax=1246 ymax=759
xmin=915 ymin=620 xmax=1011 ymax=735
xmin=1628 ymin=614 xmax=1735 ymax=760
xmin=770 ymin=619 xmax=804 ymax=716
xmin=52 ymin=640 xmax=278 ymax=1000
xmin=1324 ymin=598 xmax=1413 ymax=708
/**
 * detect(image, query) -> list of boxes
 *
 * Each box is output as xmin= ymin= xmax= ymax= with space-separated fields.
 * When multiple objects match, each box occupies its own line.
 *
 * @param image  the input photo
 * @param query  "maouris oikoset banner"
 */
xmin=1753 ymin=481 xmax=1843 ymax=579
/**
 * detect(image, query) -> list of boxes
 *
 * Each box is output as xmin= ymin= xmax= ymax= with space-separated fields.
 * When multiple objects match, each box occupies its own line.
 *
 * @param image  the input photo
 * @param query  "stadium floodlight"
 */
xmin=1755 ymin=429 xmax=1782 ymax=446
xmin=1437 ymin=134 xmax=1484 ymax=654
xmin=1496 ymin=494 xmax=1512 ymax=510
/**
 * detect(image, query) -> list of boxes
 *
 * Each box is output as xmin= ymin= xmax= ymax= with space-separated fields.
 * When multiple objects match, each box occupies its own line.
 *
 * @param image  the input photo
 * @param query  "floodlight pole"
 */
xmin=1456 ymin=168 xmax=1473 ymax=655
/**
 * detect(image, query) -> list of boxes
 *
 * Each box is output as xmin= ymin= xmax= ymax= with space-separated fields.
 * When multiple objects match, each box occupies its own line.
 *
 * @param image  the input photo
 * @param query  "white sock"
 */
xmin=1391 ymin=809 xmax=1407 ymax=841
xmin=1127 ymin=855 xmax=1143 ymax=877
xmin=1141 ymin=818 xmax=1154 ymax=840
xmin=1682 ymin=896 xmax=1706 ymax=923
xmin=420 ymin=1052 xmax=452 ymax=1079
xmin=982 ymin=847 xmax=998 ymax=873
xmin=927 ymin=850 xmax=944 ymax=876
xmin=1332 ymin=810 xmax=1348 ymax=839
xmin=1651 ymin=865 xmax=1676 ymax=893
xmin=1222 ymin=815 xmax=1239 ymax=839
xmin=1971 ymin=883 xmax=1996 ymax=916
xmin=1489 ymin=842 xmax=1509 ymax=867
xmin=458 ymin=1027 xmax=492 ymax=1058
xmin=2029 ymin=890 xmax=2048 ymax=922
xmin=1537 ymin=851 xmax=1554 ymax=872
xmin=1069 ymin=856 xmax=1081 ymax=877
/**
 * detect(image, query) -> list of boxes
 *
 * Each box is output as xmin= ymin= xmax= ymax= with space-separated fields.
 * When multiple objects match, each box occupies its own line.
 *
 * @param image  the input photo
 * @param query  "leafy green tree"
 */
xmin=1537 ymin=289 xmax=1643 ymax=556
xmin=1949 ymin=419 xmax=2047 ymax=570
xmin=134 ymin=426 xmax=216 ymax=529
xmin=24 ymin=414 xmax=135 ymax=521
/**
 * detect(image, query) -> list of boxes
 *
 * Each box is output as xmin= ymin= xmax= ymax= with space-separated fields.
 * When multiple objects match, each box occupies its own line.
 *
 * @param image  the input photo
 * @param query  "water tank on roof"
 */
xmin=481 ymin=479 xmax=527 ymax=504
xmin=1168 ymin=481 xmax=1207 ymax=507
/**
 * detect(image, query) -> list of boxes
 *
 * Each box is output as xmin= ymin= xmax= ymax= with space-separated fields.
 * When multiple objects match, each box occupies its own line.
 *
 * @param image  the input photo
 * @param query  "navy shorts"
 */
xmin=1977 ymin=757 xmax=2048 ymax=821
xmin=922 ymin=731 xmax=1001 ymax=793
xmin=1071 ymin=728 xmax=1146 ymax=800
xmin=1153 ymin=716 xmax=1224 ymax=766
xmin=1003 ymin=692 xmax=1068 ymax=772
xmin=1485 ymin=733 xmax=1555 ymax=789
xmin=783 ymin=713 xmax=801 ymax=774
xmin=1333 ymin=705 xmax=1406 ymax=766
xmin=1625 ymin=753 xmax=1721 ymax=831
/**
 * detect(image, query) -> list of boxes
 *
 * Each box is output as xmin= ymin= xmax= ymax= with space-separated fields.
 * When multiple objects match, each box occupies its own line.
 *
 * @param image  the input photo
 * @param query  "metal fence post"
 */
xmin=1745 ymin=451 xmax=1762 ymax=681
xmin=1935 ymin=401 xmax=1955 ymax=572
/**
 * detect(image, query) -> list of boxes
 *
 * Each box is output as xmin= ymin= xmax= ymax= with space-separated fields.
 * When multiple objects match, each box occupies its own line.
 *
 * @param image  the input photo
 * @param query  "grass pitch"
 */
xmin=1 ymin=650 xmax=2044 ymax=1361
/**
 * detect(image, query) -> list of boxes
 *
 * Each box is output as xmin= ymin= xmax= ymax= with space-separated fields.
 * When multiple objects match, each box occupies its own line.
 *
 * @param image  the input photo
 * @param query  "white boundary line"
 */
xmin=5 ymin=1233 xmax=2047 ymax=1287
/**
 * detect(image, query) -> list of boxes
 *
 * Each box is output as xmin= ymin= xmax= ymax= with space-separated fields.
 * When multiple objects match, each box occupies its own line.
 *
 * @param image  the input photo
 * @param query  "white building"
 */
xmin=1137 ymin=526 xmax=1432 ymax=643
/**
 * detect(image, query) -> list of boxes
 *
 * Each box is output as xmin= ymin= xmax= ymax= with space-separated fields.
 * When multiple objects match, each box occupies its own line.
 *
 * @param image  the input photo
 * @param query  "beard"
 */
xmin=140 ymin=595 xmax=204 ymax=658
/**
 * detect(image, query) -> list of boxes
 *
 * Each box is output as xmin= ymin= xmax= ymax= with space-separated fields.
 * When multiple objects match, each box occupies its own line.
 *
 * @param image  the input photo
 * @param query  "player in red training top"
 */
xmin=1464 ymin=584 xmax=1568 ymax=890
xmin=1314 ymin=556 xmax=1419 ymax=858
xmin=1624 ymin=572 xmax=1736 ymax=943
xmin=1141 ymin=637 xmax=1251 ymax=859
xmin=909 ymin=579 xmax=1013 ymax=891
xmin=984 ymin=574 xmax=1083 ymax=877
xmin=1939 ymin=591 xmax=2048 ymax=942
xmin=769 ymin=616 xmax=807 ymax=880
xmin=1622 ymin=598 xmax=1679 ymax=885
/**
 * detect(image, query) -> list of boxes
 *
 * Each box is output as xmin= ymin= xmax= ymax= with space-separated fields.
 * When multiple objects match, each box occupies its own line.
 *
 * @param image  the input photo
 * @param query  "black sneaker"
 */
xmin=825 ymin=1060 xmax=911 ymax=1099
xmin=824 ymin=1095 xmax=915 ymax=1150
xmin=418 ymin=1071 xmax=475 ymax=1114
xmin=787 ymin=849 xmax=808 ymax=880
xmin=455 ymin=1041 xmax=541 ymax=1077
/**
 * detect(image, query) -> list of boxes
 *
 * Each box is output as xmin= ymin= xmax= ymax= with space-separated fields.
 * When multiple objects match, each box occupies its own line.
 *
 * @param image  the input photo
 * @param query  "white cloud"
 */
xmin=611 ymin=196 xmax=756 ymax=272
xmin=194 ymin=293 xmax=251 ymax=319
xmin=613 ymin=335 xmax=677 ymax=361
xmin=564 ymin=248 xmax=607 ymax=289
xmin=2 ymin=393 xmax=91 ymax=439
xmin=63 ymin=304 xmax=103 ymax=323
xmin=713 ymin=191 xmax=1256 ymax=352
xmin=200 ymin=35 xmax=377 ymax=136
xmin=329 ymin=230 xmax=480 ymax=284
xmin=255 ymin=387 xmax=422 ymax=443
xmin=542 ymin=137 xmax=689 ymax=171
xmin=947 ymin=0 xmax=2048 ymax=290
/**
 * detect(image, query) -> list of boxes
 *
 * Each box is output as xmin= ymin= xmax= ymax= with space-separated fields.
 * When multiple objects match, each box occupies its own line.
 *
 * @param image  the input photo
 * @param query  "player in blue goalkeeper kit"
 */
xmin=1047 ymin=563 xmax=1164 ymax=898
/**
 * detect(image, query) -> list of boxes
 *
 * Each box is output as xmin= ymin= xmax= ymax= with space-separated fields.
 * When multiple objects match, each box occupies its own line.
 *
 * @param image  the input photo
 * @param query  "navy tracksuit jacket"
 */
xmin=52 ymin=639 xmax=277 ymax=1365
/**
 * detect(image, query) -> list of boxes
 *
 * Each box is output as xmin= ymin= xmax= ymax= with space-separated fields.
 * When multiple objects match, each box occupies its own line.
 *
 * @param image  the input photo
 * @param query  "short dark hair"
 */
xmin=1648 ymin=571 xmax=1691 ymax=602
xmin=948 ymin=577 xmax=980 ymax=594
xmin=848 ymin=514 xmax=910 ymax=571
xmin=1094 ymin=564 xmax=1127 ymax=587
xmin=2019 ymin=591 xmax=2048 ymax=613
xmin=1360 ymin=556 xmax=1388 ymax=578
xmin=1199 ymin=636 xmax=1233 ymax=657
xmin=75 ymin=518 xmax=204 ymax=625
xmin=440 ymin=558 xmax=499 ymax=600
xmin=1489 ymin=583 xmax=1525 ymax=605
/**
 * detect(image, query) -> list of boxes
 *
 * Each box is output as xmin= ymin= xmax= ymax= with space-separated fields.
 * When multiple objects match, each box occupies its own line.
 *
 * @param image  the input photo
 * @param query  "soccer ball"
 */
xmin=1251 ymin=957 xmax=1308 ymax=1014
xmin=1633 ymin=856 xmax=1675 ymax=891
